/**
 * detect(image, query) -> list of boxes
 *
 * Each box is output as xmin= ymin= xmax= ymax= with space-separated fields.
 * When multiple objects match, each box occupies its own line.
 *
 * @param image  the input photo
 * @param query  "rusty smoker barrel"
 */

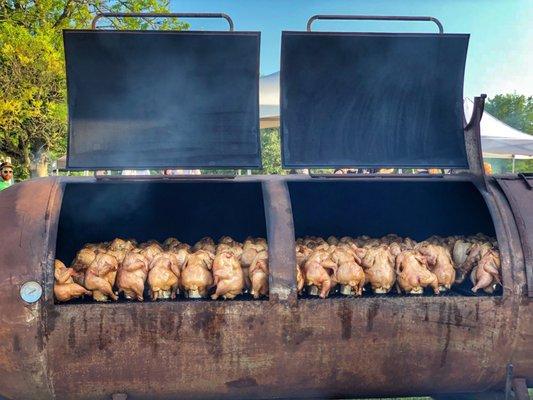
xmin=0 ymin=12 xmax=532 ymax=400
xmin=0 ymin=174 xmax=531 ymax=400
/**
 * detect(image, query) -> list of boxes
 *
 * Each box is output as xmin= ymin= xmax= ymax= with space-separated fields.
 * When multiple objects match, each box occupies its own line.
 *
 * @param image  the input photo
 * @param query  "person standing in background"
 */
xmin=0 ymin=162 xmax=14 ymax=191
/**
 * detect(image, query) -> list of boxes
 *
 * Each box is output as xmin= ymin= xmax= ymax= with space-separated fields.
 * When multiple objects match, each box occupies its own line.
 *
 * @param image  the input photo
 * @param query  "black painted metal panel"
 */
xmin=497 ymin=176 xmax=533 ymax=297
xmin=287 ymin=180 xmax=495 ymax=240
xmin=64 ymin=30 xmax=261 ymax=169
xmin=281 ymin=32 xmax=469 ymax=168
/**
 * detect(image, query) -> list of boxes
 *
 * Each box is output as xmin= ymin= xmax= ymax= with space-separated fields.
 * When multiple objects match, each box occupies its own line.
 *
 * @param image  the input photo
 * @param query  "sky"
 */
xmin=169 ymin=0 xmax=532 ymax=99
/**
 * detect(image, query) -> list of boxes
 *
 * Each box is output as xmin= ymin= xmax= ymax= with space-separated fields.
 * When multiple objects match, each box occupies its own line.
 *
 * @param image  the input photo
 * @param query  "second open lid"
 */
xmin=281 ymin=16 xmax=469 ymax=169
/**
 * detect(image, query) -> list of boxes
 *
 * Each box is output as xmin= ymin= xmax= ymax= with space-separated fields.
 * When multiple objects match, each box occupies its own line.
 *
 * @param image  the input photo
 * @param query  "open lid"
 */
xmin=281 ymin=15 xmax=469 ymax=169
xmin=64 ymin=13 xmax=261 ymax=170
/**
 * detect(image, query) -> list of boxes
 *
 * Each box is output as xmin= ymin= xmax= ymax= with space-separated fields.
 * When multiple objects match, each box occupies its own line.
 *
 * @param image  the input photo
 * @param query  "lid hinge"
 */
xmin=464 ymin=94 xmax=488 ymax=190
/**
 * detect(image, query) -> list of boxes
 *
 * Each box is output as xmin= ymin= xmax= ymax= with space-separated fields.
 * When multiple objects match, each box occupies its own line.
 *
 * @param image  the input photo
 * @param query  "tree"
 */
xmin=258 ymin=128 xmax=283 ymax=174
xmin=485 ymin=94 xmax=532 ymax=134
xmin=485 ymin=94 xmax=533 ymax=173
xmin=0 ymin=1 xmax=188 ymax=179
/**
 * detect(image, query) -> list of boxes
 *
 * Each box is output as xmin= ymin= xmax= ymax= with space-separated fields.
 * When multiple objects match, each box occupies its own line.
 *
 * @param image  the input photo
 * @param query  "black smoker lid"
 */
xmin=63 ymin=29 xmax=261 ymax=170
xmin=280 ymin=30 xmax=470 ymax=169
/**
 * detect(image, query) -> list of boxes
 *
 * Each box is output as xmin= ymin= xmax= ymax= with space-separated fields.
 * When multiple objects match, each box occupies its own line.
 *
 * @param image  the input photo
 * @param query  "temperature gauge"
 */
xmin=20 ymin=281 xmax=43 ymax=303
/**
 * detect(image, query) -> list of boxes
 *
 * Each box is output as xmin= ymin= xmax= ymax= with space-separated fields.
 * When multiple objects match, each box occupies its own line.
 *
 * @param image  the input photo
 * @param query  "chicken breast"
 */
xmin=395 ymin=250 xmax=439 ymax=294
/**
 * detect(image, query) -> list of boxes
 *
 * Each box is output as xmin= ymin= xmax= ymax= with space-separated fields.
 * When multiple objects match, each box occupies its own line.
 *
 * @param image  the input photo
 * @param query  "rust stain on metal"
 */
xmin=68 ymin=316 xmax=76 ymax=349
xmin=337 ymin=302 xmax=352 ymax=339
xmin=367 ymin=301 xmax=380 ymax=332
xmin=225 ymin=377 xmax=258 ymax=388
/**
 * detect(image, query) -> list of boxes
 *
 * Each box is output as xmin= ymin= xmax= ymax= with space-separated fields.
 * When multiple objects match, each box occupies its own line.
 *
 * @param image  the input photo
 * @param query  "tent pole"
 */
xmin=512 ymin=155 xmax=516 ymax=173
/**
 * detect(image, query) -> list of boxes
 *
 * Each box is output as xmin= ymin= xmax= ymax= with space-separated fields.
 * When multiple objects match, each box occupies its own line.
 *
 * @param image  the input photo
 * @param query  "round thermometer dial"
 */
xmin=20 ymin=281 xmax=43 ymax=303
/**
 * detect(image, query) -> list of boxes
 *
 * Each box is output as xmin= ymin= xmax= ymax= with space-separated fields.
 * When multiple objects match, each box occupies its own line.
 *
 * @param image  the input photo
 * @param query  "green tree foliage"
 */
xmin=485 ymin=94 xmax=533 ymax=134
xmin=0 ymin=1 xmax=188 ymax=179
xmin=485 ymin=94 xmax=533 ymax=173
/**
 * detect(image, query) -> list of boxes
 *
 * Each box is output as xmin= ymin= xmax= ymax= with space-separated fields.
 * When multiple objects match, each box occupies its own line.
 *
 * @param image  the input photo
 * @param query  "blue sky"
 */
xmin=170 ymin=0 xmax=532 ymax=99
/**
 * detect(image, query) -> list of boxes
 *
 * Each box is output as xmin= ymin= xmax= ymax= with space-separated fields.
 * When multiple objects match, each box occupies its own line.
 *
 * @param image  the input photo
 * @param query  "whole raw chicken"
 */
xmin=303 ymin=249 xmax=337 ymax=298
xmin=330 ymin=244 xmax=365 ymax=296
xmin=167 ymin=243 xmax=190 ymax=273
xmin=84 ymin=252 xmax=119 ymax=301
xmin=54 ymin=260 xmax=91 ymax=302
xmin=296 ymin=244 xmax=313 ymax=268
xmin=456 ymin=242 xmax=493 ymax=284
xmin=327 ymin=236 xmax=339 ymax=246
xmin=140 ymin=242 xmax=164 ymax=265
xmin=193 ymin=237 xmax=216 ymax=255
xmin=471 ymin=248 xmax=501 ymax=293
xmin=453 ymin=239 xmax=473 ymax=283
xmin=395 ymin=250 xmax=439 ymax=294
xmin=148 ymin=252 xmax=180 ymax=300
xmin=107 ymin=238 xmax=136 ymax=263
xmin=181 ymin=250 xmax=214 ymax=298
xmin=360 ymin=245 xmax=396 ymax=294
xmin=217 ymin=237 xmax=243 ymax=259
xmin=116 ymin=251 xmax=149 ymax=301
xmin=71 ymin=244 xmax=104 ymax=285
xmin=417 ymin=243 xmax=456 ymax=291
xmin=249 ymin=250 xmax=269 ymax=299
xmin=212 ymin=249 xmax=244 ymax=300
xmin=241 ymin=237 xmax=267 ymax=290
xmin=163 ymin=237 xmax=181 ymax=251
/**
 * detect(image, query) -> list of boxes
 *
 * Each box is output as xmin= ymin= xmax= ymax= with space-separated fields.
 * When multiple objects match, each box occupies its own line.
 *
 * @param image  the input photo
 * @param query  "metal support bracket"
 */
xmin=505 ymin=363 xmax=531 ymax=400
xmin=464 ymin=94 xmax=488 ymax=191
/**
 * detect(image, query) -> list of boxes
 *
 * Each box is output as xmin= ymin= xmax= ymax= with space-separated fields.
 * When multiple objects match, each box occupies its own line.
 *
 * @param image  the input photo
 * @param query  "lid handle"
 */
xmin=92 ymin=12 xmax=234 ymax=31
xmin=306 ymin=15 xmax=444 ymax=34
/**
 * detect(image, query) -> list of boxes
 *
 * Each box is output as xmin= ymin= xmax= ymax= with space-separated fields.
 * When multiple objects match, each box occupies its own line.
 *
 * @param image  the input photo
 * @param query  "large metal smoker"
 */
xmin=0 ymin=13 xmax=531 ymax=400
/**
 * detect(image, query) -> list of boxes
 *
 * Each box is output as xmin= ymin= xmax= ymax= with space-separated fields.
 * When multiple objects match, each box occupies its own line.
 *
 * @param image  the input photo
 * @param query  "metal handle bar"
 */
xmin=92 ymin=12 xmax=234 ymax=31
xmin=306 ymin=15 xmax=444 ymax=34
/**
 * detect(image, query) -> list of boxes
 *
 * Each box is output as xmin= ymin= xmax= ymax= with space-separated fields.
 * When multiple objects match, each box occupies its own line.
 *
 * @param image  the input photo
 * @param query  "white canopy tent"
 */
xmin=259 ymin=72 xmax=533 ymax=168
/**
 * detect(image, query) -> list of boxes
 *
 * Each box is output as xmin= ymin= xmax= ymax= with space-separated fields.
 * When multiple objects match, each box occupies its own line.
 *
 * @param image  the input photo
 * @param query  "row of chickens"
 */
xmin=54 ymin=236 xmax=268 ymax=302
xmin=295 ymin=234 xmax=501 ymax=298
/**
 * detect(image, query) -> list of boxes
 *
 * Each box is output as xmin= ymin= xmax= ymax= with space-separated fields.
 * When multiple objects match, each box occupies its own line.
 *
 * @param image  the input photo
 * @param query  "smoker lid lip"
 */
xmin=282 ymin=30 xmax=469 ymax=38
